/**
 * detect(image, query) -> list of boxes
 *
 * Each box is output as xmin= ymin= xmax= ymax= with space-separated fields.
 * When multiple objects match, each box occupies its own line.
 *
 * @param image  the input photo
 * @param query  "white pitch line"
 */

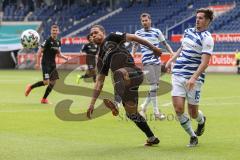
xmin=201 ymin=102 xmax=240 ymax=106
xmin=161 ymin=102 xmax=172 ymax=107
xmin=202 ymin=96 xmax=240 ymax=100
xmin=160 ymin=96 xmax=240 ymax=107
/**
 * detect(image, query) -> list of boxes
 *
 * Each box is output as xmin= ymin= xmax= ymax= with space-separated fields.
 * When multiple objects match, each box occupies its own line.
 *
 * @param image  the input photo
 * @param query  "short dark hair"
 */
xmin=140 ymin=13 xmax=151 ymax=19
xmin=196 ymin=8 xmax=214 ymax=22
xmin=91 ymin=25 xmax=105 ymax=34
xmin=51 ymin=24 xmax=59 ymax=29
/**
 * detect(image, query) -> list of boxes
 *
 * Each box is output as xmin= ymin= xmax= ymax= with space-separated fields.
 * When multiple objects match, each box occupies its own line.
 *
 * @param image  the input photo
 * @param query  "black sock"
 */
xmin=31 ymin=81 xmax=44 ymax=89
xmin=43 ymin=84 xmax=54 ymax=99
xmin=127 ymin=113 xmax=154 ymax=138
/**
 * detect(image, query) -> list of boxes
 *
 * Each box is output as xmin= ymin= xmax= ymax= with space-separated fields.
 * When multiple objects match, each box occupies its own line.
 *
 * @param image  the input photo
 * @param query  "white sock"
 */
xmin=141 ymin=94 xmax=151 ymax=111
xmin=149 ymin=84 xmax=160 ymax=114
xmin=151 ymin=96 xmax=160 ymax=114
xmin=196 ymin=110 xmax=204 ymax=125
xmin=178 ymin=114 xmax=196 ymax=137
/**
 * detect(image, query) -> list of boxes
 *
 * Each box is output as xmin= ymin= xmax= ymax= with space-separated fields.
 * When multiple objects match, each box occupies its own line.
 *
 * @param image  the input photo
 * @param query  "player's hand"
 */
xmin=35 ymin=64 xmax=40 ymax=70
xmin=65 ymin=56 xmax=69 ymax=62
xmin=153 ymin=47 xmax=162 ymax=56
xmin=165 ymin=59 xmax=173 ymax=73
xmin=186 ymin=77 xmax=197 ymax=91
xmin=165 ymin=60 xmax=172 ymax=70
xmin=87 ymin=104 xmax=94 ymax=119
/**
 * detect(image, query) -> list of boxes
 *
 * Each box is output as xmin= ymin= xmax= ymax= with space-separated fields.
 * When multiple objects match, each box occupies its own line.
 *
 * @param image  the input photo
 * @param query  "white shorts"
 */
xmin=143 ymin=64 xmax=161 ymax=85
xmin=171 ymin=75 xmax=203 ymax=105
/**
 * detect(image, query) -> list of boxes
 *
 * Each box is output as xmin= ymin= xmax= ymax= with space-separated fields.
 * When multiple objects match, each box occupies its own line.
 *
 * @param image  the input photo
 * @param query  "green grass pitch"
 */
xmin=0 ymin=70 xmax=240 ymax=160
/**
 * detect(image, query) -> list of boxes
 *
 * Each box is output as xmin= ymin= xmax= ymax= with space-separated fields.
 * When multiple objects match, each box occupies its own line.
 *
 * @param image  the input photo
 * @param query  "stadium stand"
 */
xmin=1 ymin=0 xmax=240 ymax=52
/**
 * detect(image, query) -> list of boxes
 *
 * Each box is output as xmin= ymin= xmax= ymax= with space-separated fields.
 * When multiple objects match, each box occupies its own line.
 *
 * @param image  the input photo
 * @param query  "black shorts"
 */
xmin=237 ymin=60 xmax=240 ymax=66
xmin=86 ymin=55 xmax=96 ymax=70
xmin=115 ymin=67 xmax=143 ymax=105
xmin=42 ymin=64 xmax=59 ymax=81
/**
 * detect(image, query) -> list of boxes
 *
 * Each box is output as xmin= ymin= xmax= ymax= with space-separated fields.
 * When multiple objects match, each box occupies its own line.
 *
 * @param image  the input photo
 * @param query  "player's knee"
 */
xmin=113 ymin=70 xmax=123 ymax=81
xmin=114 ymin=69 xmax=128 ymax=80
xmin=149 ymin=84 xmax=158 ymax=97
xmin=190 ymin=114 xmax=198 ymax=119
xmin=150 ymin=84 xmax=158 ymax=90
xmin=173 ymin=103 xmax=184 ymax=114
xmin=176 ymin=111 xmax=184 ymax=117
xmin=49 ymin=80 xmax=56 ymax=86
xmin=43 ymin=80 xmax=49 ymax=85
xmin=123 ymin=101 xmax=137 ymax=113
xmin=174 ymin=106 xmax=184 ymax=116
xmin=115 ymin=68 xmax=131 ymax=82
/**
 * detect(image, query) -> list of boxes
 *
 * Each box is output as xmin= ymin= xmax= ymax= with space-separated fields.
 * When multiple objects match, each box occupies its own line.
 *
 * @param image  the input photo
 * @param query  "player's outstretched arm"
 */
xmin=131 ymin=42 xmax=139 ymax=55
xmin=87 ymin=74 xmax=106 ymax=118
xmin=57 ymin=50 xmax=68 ymax=61
xmin=165 ymin=46 xmax=182 ymax=69
xmin=161 ymin=41 xmax=174 ymax=56
xmin=126 ymin=34 xmax=162 ymax=56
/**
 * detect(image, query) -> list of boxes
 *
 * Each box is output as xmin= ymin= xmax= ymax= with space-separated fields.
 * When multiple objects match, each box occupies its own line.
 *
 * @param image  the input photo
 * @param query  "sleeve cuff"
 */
xmin=202 ymin=52 xmax=211 ymax=55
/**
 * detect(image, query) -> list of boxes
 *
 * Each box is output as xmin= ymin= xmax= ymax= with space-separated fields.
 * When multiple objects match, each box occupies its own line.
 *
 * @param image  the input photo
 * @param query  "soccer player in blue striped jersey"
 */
xmin=166 ymin=8 xmax=214 ymax=147
xmin=132 ymin=13 xmax=174 ymax=120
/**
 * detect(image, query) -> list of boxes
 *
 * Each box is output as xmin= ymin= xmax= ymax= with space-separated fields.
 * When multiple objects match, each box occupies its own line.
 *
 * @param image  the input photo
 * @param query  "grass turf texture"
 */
xmin=0 ymin=70 xmax=240 ymax=160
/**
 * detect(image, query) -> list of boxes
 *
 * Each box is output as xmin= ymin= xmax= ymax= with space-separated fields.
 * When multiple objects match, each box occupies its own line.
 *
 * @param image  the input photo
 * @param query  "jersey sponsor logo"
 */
xmin=51 ymin=47 xmax=59 ymax=50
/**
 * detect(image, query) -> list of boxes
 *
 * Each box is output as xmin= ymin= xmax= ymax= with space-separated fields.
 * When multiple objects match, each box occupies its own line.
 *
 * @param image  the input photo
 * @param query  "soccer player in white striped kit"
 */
xmin=166 ymin=8 xmax=214 ymax=147
xmin=132 ymin=13 xmax=174 ymax=120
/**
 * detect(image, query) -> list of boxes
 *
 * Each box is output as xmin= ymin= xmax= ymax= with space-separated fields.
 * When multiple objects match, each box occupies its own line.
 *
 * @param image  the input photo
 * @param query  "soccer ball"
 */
xmin=21 ymin=29 xmax=40 ymax=49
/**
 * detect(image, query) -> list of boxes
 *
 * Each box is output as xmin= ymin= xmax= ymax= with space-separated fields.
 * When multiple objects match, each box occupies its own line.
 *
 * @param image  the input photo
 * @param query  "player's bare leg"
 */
xmin=173 ymin=96 xmax=198 ymax=147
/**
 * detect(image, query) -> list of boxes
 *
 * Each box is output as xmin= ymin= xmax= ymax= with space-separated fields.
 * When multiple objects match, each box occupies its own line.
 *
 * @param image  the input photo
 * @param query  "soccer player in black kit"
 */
xmin=77 ymin=34 xmax=98 ymax=82
xmin=25 ymin=25 xmax=68 ymax=104
xmin=86 ymin=25 xmax=162 ymax=146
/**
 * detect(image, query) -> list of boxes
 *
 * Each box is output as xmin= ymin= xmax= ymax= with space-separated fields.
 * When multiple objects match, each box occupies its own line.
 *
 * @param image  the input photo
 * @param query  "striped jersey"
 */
xmin=135 ymin=27 xmax=165 ymax=65
xmin=172 ymin=28 xmax=214 ymax=83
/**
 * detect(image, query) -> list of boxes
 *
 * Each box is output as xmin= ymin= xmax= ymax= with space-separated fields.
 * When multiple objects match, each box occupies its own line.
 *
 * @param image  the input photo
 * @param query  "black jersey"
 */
xmin=82 ymin=42 xmax=98 ymax=67
xmin=97 ymin=32 xmax=135 ymax=76
xmin=82 ymin=42 xmax=98 ymax=55
xmin=41 ymin=36 xmax=61 ymax=66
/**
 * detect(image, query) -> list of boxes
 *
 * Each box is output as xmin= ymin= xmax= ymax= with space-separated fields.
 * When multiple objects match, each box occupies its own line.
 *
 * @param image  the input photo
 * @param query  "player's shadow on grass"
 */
xmin=54 ymin=69 xmax=112 ymax=121
xmin=55 ymin=100 xmax=110 ymax=121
